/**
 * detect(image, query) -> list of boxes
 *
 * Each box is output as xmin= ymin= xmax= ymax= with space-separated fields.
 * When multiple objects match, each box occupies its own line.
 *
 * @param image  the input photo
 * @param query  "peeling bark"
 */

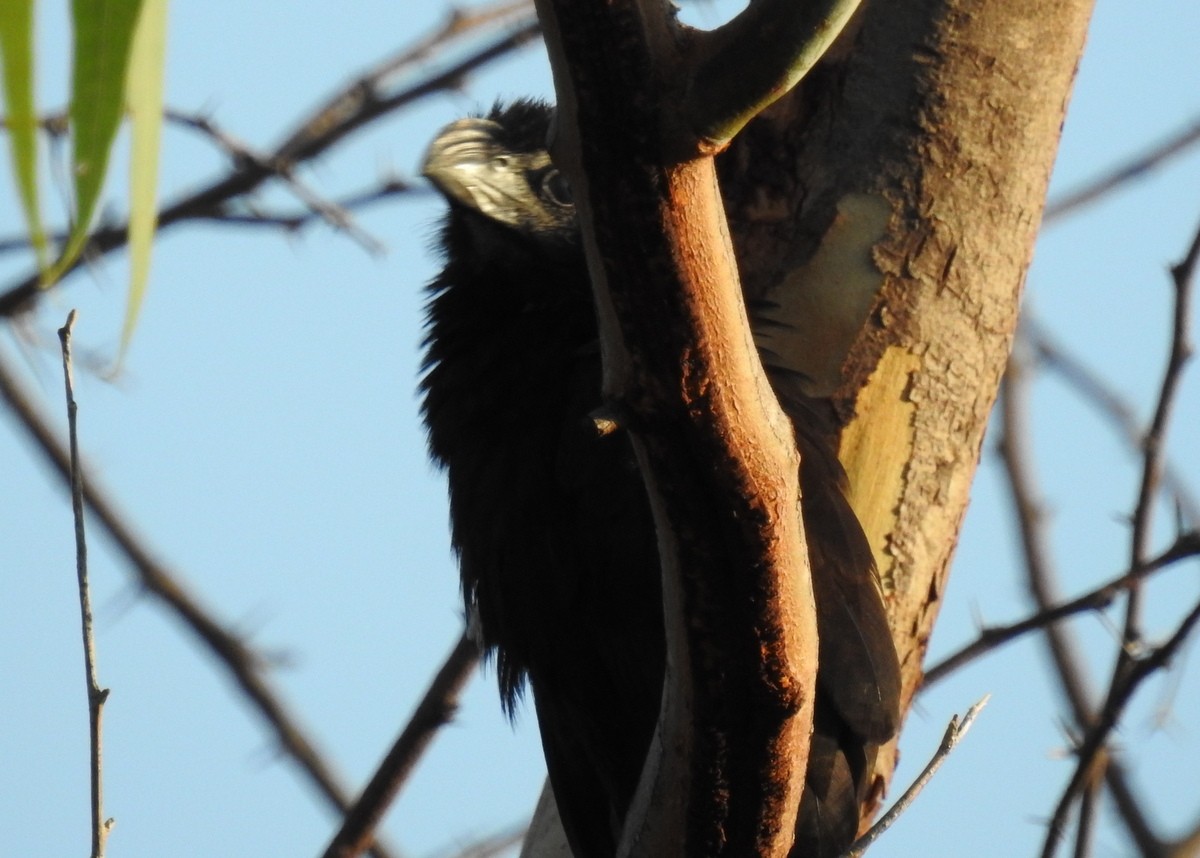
xmin=721 ymin=0 xmax=1096 ymax=817
xmin=522 ymin=0 xmax=1096 ymax=854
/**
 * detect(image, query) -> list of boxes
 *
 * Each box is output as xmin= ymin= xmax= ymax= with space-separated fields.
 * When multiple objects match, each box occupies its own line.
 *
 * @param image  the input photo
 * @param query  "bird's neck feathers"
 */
xmin=420 ymin=213 xmax=596 ymax=466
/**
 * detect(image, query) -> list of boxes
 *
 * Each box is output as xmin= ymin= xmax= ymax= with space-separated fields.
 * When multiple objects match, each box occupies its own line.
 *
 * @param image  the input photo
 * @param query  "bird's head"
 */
xmin=422 ymin=100 xmax=577 ymax=260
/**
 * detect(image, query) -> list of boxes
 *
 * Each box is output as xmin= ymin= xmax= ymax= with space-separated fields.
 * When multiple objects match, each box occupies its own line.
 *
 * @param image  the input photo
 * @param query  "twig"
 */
xmin=1114 ymin=216 xmax=1198 ymax=702
xmin=214 ymin=177 xmax=425 ymax=231
xmin=162 ymin=109 xmax=387 ymax=254
xmin=1043 ymin=115 xmax=1200 ymax=222
xmin=436 ymin=823 xmax=526 ymax=858
xmin=321 ymin=631 xmax=480 ymax=858
xmin=164 ymin=108 xmax=261 ymax=160
xmin=0 ymin=353 xmax=398 ymax=858
xmin=0 ymin=106 xmax=388 ymax=256
xmin=1041 ymin=598 xmax=1200 ymax=858
xmin=272 ymin=165 xmax=388 ymax=254
xmin=1072 ymin=758 xmax=1102 ymax=858
xmin=997 ymin=348 xmax=1099 ymax=721
xmin=844 ymin=696 xmax=990 ymax=857
xmin=1021 ymin=313 xmax=1200 ymax=528
xmin=58 ymin=311 xmax=114 ymax=858
xmin=998 ymin=346 xmax=1165 ymax=854
xmin=921 ymin=530 xmax=1200 ymax=688
xmin=273 ymin=0 xmax=533 ymax=132
xmin=0 ymin=11 xmax=540 ymax=316
xmin=0 ymin=176 xmax=425 ymax=251
xmin=1039 ymin=218 xmax=1200 ymax=858
xmin=270 ymin=7 xmax=538 ymax=167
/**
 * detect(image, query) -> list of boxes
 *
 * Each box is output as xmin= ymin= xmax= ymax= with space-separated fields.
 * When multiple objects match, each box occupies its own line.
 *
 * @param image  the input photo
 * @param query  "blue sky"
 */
xmin=2 ymin=2 xmax=1199 ymax=857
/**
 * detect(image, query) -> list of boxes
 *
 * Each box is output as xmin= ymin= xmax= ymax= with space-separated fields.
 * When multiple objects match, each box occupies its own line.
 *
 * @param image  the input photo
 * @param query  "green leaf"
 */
xmin=114 ymin=0 xmax=167 ymax=367
xmin=49 ymin=0 xmax=144 ymax=285
xmin=0 ymin=0 xmax=49 ymax=269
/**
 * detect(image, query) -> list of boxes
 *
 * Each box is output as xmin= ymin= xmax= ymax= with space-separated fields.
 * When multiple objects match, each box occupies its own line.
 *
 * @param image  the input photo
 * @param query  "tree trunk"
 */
xmin=719 ymin=0 xmax=1095 ymax=807
xmin=525 ymin=0 xmax=1096 ymax=853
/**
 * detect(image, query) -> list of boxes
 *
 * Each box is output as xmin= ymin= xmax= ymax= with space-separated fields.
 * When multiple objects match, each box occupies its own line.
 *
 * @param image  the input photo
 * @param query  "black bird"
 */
xmin=419 ymin=100 xmax=901 ymax=858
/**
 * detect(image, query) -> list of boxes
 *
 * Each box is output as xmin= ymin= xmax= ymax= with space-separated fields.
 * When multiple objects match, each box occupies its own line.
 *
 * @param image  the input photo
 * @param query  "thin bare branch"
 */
xmin=845 ymin=697 xmax=990 ymax=857
xmin=161 ymin=109 xmax=388 ymax=254
xmin=275 ymin=0 xmax=534 ymax=159
xmin=1115 ymin=214 xmax=1198 ymax=703
xmin=1044 ymin=116 xmax=1200 ymax=222
xmin=0 ymin=354 xmax=398 ymax=858
xmin=1041 ymin=597 xmax=1200 ymax=858
xmin=0 ymin=11 xmax=540 ymax=317
xmin=921 ymin=531 xmax=1200 ymax=688
xmin=1021 ymin=313 xmax=1200 ymax=528
xmin=208 ymin=179 xmax=426 ymax=233
xmin=0 ymin=176 xmax=425 ymax=251
xmin=997 ymin=349 xmax=1098 ymax=720
xmin=0 ymin=0 xmax=537 ymax=165
xmin=1039 ymin=219 xmax=1200 ymax=858
xmin=436 ymin=824 xmax=526 ymax=858
xmin=320 ymin=631 xmax=480 ymax=858
xmin=58 ymin=311 xmax=114 ymax=858
xmin=1071 ymin=755 xmax=1103 ymax=858
xmin=998 ymin=347 xmax=1166 ymax=855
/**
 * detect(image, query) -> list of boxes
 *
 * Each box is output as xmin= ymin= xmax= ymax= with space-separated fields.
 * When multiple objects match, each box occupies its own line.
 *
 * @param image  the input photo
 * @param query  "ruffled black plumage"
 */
xmin=420 ymin=100 xmax=900 ymax=858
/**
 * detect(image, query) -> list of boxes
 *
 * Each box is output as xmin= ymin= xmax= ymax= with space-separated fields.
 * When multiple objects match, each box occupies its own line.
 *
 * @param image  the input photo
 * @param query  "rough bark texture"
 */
xmin=521 ymin=0 xmax=1096 ymax=854
xmin=721 ymin=0 xmax=1097 ymax=817
xmin=537 ymin=2 xmax=819 ymax=856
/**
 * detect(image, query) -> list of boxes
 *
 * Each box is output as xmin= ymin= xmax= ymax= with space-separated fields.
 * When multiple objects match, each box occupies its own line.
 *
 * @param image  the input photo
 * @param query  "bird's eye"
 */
xmin=540 ymin=169 xmax=573 ymax=206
